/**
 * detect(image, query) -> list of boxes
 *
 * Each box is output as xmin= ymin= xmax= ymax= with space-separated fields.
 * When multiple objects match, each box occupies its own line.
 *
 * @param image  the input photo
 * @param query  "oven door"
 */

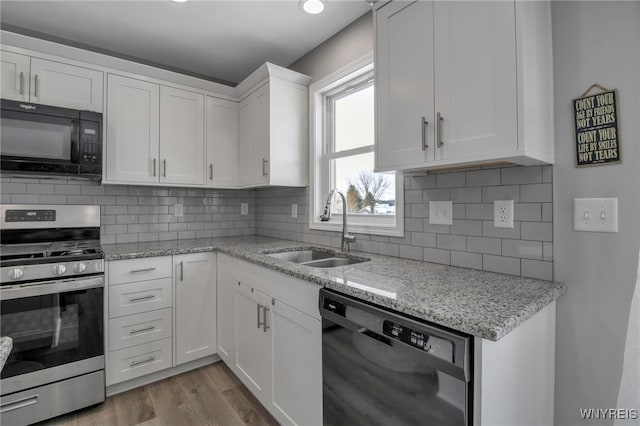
xmin=0 ymin=101 xmax=80 ymax=175
xmin=0 ymin=276 xmax=104 ymax=395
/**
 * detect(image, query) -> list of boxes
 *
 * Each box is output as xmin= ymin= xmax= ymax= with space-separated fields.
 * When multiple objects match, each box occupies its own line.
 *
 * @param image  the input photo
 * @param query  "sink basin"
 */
xmin=264 ymin=248 xmax=369 ymax=268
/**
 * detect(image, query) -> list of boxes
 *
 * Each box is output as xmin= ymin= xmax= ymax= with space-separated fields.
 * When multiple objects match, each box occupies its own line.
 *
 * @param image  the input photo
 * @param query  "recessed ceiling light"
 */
xmin=299 ymin=0 xmax=326 ymax=15
xmin=172 ymin=0 xmax=188 ymax=3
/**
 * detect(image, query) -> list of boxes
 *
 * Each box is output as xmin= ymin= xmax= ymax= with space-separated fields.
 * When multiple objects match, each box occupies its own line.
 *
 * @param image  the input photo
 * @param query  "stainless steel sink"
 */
xmin=264 ymin=248 xmax=369 ymax=268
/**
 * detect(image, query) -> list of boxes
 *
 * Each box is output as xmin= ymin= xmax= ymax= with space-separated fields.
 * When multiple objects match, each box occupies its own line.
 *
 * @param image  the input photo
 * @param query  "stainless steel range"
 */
xmin=0 ymin=205 xmax=105 ymax=426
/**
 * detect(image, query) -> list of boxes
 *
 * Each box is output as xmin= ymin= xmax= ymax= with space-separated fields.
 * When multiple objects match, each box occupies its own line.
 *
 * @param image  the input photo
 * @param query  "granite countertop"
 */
xmin=0 ymin=337 xmax=12 ymax=372
xmin=103 ymin=236 xmax=565 ymax=341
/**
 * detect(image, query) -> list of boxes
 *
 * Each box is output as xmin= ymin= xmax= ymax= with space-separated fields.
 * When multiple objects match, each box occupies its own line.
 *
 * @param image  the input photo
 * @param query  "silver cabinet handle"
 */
xmin=180 ymin=261 xmax=184 ymax=281
xmin=437 ymin=112 xmax=444 ymax=148
xmin=209 ymin=163 xmax=213 ymax=180
xmin=162 ymin=159 xmax=167 ymax=177
xmin=130 ymin=267 xmax=156 ymax=273
xmin=19 ymin=72 xmax=24 ymax=95
xmin=256 ymin=303 xmax=262 ymax=329
xmin=262 ymin=306 xmax=269 ymax=332
xmin=129 ymin=356 xmax=155 ymax=367
xmin=153 ymin=158 xmax=157 ymax=177
xmin=129 ymin=294 xmax=155 ymax=302
xmin=0 ymin=395 xmax=38 ymax=413
xmin=34 ymin=74 xmax=39 ymax=98
xmin=129 ymin=325 xmax=156 ymax=335
xmin=421 ymin=116 xmax=428 ymax=151
xmin=262 ymin=158 xmax=268 ymax=176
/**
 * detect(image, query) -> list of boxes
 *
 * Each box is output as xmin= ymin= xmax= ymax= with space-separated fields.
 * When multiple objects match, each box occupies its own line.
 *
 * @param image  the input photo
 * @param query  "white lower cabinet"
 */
xmin=174 ymin=252 xmax=217 ymax=365
xmin=217 ymin=253 xmax=322 ymax=426
xmin=108 ymin=338 xmax=173 ymax=385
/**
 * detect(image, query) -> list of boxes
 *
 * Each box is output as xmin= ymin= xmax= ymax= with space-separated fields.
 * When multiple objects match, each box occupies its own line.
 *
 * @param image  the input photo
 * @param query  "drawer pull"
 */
xmin=129 ymin=325 xmax=156 ymax=335
xmin=129 ymin=294 xmax=155 ymax=303
xmin=0 ymin=395 xmax=38 ymax=413
xmin=129 ymin=356 xmax=156 ymax=367
xmin=130 ymin=267 xmax=156 ymax=273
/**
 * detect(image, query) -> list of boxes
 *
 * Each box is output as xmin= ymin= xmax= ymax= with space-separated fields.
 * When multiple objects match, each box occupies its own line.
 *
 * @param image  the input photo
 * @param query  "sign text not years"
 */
xmin=574 ymin=90 xmax=620 ymax=166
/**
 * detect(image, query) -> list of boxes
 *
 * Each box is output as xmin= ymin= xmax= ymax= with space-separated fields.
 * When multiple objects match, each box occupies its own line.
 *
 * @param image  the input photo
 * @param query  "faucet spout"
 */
xmin=319 ymin=189 xmax=356 ymax=252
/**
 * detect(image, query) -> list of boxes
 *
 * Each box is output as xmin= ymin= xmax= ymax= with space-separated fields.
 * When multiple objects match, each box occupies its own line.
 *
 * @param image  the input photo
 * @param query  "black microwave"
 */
xmin=0 ymin=99 xmax=102 ymax=177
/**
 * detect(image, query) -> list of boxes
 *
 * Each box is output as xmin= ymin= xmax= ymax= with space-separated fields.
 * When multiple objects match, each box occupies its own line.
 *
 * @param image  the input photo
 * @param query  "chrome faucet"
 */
xmin=320 ymin=189 xmax=356 ymax=252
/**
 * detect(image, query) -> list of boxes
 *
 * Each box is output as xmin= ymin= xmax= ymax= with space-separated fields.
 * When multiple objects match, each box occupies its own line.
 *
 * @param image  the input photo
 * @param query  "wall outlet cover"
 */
xmin=429 ymin=201 xmax=453 ymax=225
xmin=494 ymin=200 xmax=514 ymax=228
xmin=573 ymin=198 xmax=618 ymax=232
xmin=174 ymin=203 xmax=184 ymax=218
xmin=241 ymin=203 xmax=249 ymax=215
xmin=291 ymin=204 xmax=298 ymax=218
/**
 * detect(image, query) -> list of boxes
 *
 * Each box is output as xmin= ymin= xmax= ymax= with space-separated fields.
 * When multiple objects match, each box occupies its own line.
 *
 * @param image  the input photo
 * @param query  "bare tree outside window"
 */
xmin=349 ymin=170 xmax=392 ymax=214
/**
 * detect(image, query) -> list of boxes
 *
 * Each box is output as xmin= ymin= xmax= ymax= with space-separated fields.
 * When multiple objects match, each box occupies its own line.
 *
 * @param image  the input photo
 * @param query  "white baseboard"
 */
xmin=106 ymin=354 xmax=221 ymax=397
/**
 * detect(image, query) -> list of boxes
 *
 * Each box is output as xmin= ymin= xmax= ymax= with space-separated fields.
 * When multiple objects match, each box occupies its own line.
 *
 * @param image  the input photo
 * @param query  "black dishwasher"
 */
xmin=320 ymin=289 xmax=472 ymax=426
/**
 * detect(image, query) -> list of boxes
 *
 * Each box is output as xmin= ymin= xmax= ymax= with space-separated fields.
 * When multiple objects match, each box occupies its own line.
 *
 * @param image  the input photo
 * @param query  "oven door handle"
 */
xmin=0 ymin=276 xmax=104 ymax=301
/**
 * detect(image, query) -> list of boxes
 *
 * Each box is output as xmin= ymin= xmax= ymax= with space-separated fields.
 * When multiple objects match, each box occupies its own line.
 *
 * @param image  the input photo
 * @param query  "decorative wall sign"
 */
xmin=573 ymin=84 xmax=621 ymax=167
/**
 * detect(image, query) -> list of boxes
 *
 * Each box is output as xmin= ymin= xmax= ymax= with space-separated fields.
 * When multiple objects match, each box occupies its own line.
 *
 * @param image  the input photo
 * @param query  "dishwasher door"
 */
xmin=320 ymin=289 xmax=472 ymax=426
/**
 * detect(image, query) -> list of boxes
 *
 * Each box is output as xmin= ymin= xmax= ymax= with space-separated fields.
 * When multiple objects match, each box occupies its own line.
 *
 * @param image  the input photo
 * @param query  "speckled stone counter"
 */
xmin=103 ymin=236 xmax=565 ymax=341
xmin=0 ymin=336 xmax=12 ymax=372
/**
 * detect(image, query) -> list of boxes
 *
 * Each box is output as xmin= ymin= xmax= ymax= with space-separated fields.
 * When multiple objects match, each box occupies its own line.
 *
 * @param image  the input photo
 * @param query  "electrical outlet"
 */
xmin=174 ymin=203 xmax=184 ymax=218
xmin=241 ymin=203 xmax=248 ymax=215
xmin=291 ymin=204 xmax=298 ymax=218
xmin=573 ymin=198 xmax=618 ymax=232
xmin=429 ymin=201 xmax=453 ymax=225
xmin=494 ymin=200 xmax=514 ymax=228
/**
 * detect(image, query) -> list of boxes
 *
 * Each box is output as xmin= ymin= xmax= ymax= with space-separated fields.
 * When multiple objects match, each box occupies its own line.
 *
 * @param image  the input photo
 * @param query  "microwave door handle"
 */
xmin=70 ymin=120 xmax=80 ymax=164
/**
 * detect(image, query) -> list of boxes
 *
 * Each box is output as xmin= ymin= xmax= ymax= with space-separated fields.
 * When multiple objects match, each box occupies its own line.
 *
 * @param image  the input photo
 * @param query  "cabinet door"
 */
xmin=216 ymin=254 xmax=236 ymax=365
xmin=238 ymin=96 xmax=254 ymax=187
xmin=106 ymin=74 xmax=160 ymax=184
xmin=174 ymin=252 xmax=216 ymax=365
xmin=1 ymin=51 xmax=30 ymax=101
xmin=270 ymin=300 xmax=322 ymax=426
xmin=159 ymin=86 xmax=205 ymax=185
xmin=205 ymin=96 xmax=238 ymax=187
xmin=375 ymin=0 xmax=434 ymax=171
xmin=234 ymin=283 xmax=271 ymax=400
xmin=252 ymin=84 xmax=270 ymax=185
xmin=30 ymin=57 xmax=103 ymax=112
xmin=434 ymin=1 xmax=517 ymax=161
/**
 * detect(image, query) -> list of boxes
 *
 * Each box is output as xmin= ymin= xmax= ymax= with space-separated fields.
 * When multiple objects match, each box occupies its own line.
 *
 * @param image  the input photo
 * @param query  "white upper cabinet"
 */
xmin=30 ymin=57 xmax=103 ymax=112
xmin=0 ymin=52 xmax=103 ymax=111
xmin=205 ymin=96 xmax=238 ymax=187
xmin=159 ymin=86 xmax=205 ymax=186
xmin=106 ymin=74 xmax=160 ymax=184
xmin=1 ymin=51 xmax=30 ymax=102
xmin=375 ymin=0 xmax=554 ymax=172
xmin=174 ymin=252 xmax=216 ymax=365
xmin=236 ymin=63 xmax=310 ymax=188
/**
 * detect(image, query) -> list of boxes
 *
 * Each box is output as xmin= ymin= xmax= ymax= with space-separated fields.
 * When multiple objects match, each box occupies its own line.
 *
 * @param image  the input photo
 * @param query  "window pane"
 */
xmin=333 ymin=152 xmax=396 ymax=215
xmin=334 ymin=84 xmax=374 ymax=152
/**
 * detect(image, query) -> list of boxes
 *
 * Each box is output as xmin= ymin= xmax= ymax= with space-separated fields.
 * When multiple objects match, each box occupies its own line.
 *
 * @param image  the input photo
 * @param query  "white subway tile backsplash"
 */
xmin=521 ymin=222 xmax=553 ymax=242
xmin=451 ymin=251 xmax=482 ymax=270
xmin=520 ymin=183 xmax=552 ymax=203
xmin=451 ymin=220 xmax=483 ymax=236
xmin=465 ymin=169 xmax=501 ymax=187
xmin=482 ymin=185 xmax=520 ymax=202
xmin=435 ymin=171 xmax=466 ymax=188
xmin=483 ymin=255 xmax=521 ymax=276
xmin=437 ymin=234 xmax=466 ymax=251
xmin=451 ymin=187 xmax=482 ymax=203
xmin=501 ymin=166 xmax=542 ymax=185
xmin=467 ymin=236 xmax=502 ymax=255
xmin=521 ymin=259 xmax=553 ymax=281
xmin=423 ymin=247 xmax=451 ymax=265
xmin=502 ymin=239 xmax=543 ymax=260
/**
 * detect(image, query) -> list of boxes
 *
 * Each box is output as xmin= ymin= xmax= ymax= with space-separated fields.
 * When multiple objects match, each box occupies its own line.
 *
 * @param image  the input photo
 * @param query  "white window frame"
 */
xmin=309 ymin=52 xmax=404 ymax=237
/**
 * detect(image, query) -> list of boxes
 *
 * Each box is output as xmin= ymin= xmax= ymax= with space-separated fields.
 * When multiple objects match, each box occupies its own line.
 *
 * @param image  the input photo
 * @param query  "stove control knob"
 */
xmin=8 ymin=268 xmax=24 ymax=280
xmin=73 ymin=263 xmax=87 ymax=273
xmin=53 ymin=264 xmax=67 ymax=275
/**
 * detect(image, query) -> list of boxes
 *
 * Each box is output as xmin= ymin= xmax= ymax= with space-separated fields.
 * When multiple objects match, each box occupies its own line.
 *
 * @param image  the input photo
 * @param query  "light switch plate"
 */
xmin=494 ymin=200 xmax=514 ymax=228
xmin=174 ymin=203 xmax=184 ymax=218
xmin=573 ymin=198 xmax=618 ymax=232
xmin=429 ymin=201 xmax=453 ymax=225
xmin=241 ymin=203 xmax=248 ymax=215
xmin=291 ymin=204 xmax=298 ymax=218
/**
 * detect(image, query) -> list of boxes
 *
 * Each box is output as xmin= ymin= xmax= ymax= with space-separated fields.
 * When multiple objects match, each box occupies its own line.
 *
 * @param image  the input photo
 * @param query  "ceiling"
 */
xmin=0 ymin=1 xmax=371 ymax=85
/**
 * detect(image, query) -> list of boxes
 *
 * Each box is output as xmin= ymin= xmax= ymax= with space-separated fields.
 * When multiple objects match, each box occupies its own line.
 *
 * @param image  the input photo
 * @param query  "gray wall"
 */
xmin=0 ymin=176 xmax=256 ymax=244
xmin=257 ymin=165 xmax=554 ymax=279
xmin=288 ymin=12 xmax=373 ymax=83
xmin=552 ymin=2 xmax=640 ymax=425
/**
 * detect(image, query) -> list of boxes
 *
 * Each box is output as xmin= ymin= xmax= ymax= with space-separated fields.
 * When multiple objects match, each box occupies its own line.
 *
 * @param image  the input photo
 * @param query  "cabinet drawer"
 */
xmin=107 ymin=338 xmax=172 ymax=385
xmin=108 ymin=256 xmax=172 ymax=285
xmin=109 ymin=278 xmax=172 ymax=318
xmin=109 ymin=308 xmax=173 ymax=351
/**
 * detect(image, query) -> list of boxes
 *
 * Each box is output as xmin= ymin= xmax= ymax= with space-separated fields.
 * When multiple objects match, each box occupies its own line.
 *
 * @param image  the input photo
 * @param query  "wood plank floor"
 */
xmin=41 ymin=362 xmax=279 ymax=426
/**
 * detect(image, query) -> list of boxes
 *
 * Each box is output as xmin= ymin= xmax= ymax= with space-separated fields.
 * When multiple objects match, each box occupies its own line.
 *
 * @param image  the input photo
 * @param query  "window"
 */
xmin=309 ymin=54 xmax=404 ymax=236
